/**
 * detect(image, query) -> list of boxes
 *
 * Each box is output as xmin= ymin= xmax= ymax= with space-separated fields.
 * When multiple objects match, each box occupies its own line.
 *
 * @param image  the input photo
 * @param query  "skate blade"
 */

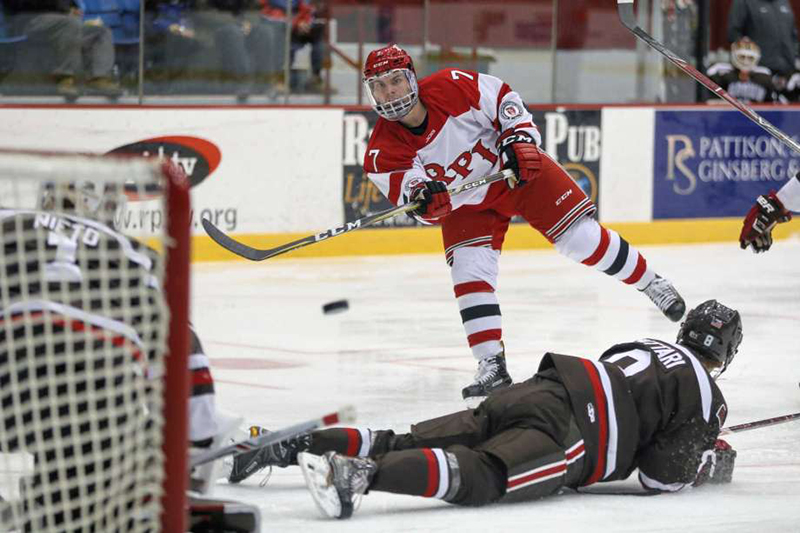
xmin=298 ymin=452 xmax=342 ymax=519
xmin=463 ymin=395 xmax=486 ymax=409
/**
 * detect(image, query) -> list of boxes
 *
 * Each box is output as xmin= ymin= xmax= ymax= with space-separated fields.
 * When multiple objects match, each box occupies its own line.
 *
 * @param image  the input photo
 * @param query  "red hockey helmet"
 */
xmin=363 ymin=44 xmax=419 ymax=121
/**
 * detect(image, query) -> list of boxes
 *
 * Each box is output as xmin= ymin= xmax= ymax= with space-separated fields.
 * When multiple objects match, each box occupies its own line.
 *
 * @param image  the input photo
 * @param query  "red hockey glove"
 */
xmin=740 ymin=191 xmax=792 ymax=253
xmin=496 ymin=130 xmax=542 ymax=189
xmin=410 ymin=180 xmax=452 ymax=222
xmin=693 ymin=439 xmax=737 ymax=487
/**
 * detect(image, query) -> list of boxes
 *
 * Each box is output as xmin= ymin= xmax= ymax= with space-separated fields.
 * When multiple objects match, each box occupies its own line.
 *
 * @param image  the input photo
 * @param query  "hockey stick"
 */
xmin=617 ymin=0 xmax=800 ymax=156
xmin=190 ymin=405 xmax=356 ymax=468
xmin=719 ymin=411 xmax=800 ymax=436
xmin=202 ymin=169 xmax=514 ymax=261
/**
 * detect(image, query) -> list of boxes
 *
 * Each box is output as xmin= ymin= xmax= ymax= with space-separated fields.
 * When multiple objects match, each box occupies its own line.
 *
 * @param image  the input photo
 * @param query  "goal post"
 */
xmin=0 ymin=150 xmax=191 ymax=532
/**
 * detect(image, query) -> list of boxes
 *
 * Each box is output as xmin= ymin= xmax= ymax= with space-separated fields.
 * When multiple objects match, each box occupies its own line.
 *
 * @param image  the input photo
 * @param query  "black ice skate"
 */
xmin=461 ymin=348 xmax=513 ymax=401
xmin=640 ymin=275 xmax=686 ymax=322
xmin=227 ymin=426 xmax=311 ymax=484
xmin=298 ymin=451 xmax=377 ymax=519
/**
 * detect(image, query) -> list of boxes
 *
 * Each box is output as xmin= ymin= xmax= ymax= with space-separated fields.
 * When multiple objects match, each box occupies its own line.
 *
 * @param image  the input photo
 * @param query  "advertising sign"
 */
xmin=653 ymin=109 xmax=800 ymax=218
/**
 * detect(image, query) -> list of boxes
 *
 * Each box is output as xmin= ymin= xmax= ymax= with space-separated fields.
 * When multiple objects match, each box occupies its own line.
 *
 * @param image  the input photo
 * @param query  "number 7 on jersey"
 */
xmin=368 ymin=149 xmax=380 ymax=172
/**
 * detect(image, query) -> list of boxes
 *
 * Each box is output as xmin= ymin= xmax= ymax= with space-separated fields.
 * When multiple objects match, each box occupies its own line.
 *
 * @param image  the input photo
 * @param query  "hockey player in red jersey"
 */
xmin=740 ymin=171 xmax=800 ymax=252
xmin=360 ymin=44 xmax=686 ymax=400
xmin=232 ymin=300 xmax=741 ymax=519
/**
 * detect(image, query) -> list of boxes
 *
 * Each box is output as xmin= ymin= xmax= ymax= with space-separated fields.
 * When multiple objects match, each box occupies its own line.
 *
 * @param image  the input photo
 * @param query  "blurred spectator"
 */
xmin=193 ymin=0 xmax=275 ymax=101
xmin=260 ymin=0 xmax=327 ymax=93
xmin=0 ymin=2 xmax=27 ymax=85
xmin=706 ymin=37 xmax=782 ymax=104
xmin=79 ymin=0 xmax=140 ymax=43
xmin=144 ymin=0 xmax=206 ymax=94
xmin=4 ymin=0 xmax=122 ymax=99
xmin=728 ymin=0 xmax=799 ymax=91
xmin=79 ymin=0 xmax=141 ymax=88
xmin=376 ymin=5 xmax=394 ymax=43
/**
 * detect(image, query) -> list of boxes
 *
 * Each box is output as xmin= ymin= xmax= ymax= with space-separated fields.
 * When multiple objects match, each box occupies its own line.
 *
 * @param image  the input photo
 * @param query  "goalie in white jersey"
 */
xmin=0 ymin=178 xmax=257 ymax=532
xmin=361 ymin=44 xmax=687 ymax=400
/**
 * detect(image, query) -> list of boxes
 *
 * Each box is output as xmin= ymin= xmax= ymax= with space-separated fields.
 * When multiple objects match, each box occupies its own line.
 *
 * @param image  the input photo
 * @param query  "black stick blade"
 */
xmin=202 ymin=218 xmax=273 ymax=261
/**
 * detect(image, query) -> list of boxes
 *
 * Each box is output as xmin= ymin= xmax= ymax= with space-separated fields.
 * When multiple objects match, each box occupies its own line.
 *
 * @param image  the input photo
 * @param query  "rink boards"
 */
xmin=0 ymin=104 xmax=798 ymax=261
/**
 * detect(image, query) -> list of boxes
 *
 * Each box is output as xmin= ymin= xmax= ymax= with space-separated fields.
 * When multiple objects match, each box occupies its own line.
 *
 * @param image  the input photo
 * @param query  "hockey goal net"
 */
xmin=0 ymin=150 xmax=190 ymax=532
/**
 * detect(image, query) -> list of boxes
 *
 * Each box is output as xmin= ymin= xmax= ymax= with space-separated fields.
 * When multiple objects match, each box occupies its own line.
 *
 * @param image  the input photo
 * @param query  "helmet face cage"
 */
xmin=39 ymin=181 xmax=126 ymax=225
xmin=677 ymin=300 xmax=743 ymax=377
xmin=731 ymin=38 xmax=761 ymax=72
xmin=364 ymin=68 xmax=419 ymax=121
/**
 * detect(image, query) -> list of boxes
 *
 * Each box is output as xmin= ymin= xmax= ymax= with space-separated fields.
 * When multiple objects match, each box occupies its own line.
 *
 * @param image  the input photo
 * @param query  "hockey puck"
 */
xmin=322 ymin=300 xmax=349 ymax=315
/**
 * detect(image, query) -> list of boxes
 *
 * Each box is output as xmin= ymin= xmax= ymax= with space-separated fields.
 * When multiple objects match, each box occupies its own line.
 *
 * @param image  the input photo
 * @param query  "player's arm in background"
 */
xmin=740 ymin=172 xmax=800 ymax=253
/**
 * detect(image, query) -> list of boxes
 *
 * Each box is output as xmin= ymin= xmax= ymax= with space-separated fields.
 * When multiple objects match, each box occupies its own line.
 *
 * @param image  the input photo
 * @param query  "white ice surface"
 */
xmin=192 ymin=240 xmax=800 ymax=532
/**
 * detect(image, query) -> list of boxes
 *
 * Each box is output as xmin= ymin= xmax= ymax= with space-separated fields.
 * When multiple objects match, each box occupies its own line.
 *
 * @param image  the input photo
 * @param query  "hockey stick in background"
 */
xmin=719 ymin=411 xmax=800 ymax=436
xmin=202 ymin=169 xmax=514 ymax=261
xmin=617 ymin=0 xmax=800 ymax=156
xmin=190 ymin=405 xmax=356 ymax=468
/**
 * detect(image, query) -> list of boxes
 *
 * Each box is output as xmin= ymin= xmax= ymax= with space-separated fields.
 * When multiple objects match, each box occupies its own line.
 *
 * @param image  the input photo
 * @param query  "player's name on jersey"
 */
xmin=34 ymin=212 xmax=101 ymax=246
xmin=641 ymin=339 xmax=687 ymax=369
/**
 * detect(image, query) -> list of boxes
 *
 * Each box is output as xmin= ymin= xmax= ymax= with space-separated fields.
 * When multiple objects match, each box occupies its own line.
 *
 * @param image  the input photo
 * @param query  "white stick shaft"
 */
xmin=190 ymin=405 xmax=356 ymax=468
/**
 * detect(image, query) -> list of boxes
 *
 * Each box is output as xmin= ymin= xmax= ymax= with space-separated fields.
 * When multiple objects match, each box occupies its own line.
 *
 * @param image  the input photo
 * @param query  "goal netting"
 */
xmin=0 ymin=151 xmax=191 ymax=532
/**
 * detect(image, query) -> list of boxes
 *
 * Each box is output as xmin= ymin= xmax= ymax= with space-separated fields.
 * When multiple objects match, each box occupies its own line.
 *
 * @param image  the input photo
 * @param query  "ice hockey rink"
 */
xmin=193 ymin=239 xmax=800 ymax=532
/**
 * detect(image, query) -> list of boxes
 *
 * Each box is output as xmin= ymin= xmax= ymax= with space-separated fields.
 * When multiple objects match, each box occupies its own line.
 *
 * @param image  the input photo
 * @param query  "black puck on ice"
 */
xmin=322 ymin=299 xmax=349 ymax=315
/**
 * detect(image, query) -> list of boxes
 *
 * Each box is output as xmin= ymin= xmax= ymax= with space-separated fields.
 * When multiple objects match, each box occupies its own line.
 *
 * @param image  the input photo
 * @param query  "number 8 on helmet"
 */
xmin=677 ymin=299 xmax=743 ymax=378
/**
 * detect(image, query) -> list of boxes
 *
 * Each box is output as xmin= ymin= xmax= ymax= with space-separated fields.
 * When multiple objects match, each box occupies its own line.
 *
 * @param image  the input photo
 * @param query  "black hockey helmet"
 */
xmin=677 ymin=300 xmax=743 ymax=376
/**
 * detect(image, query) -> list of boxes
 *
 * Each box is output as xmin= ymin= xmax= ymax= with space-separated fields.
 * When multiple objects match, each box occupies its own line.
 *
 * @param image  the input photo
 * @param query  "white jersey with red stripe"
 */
xmin=1 ymin=206 xmax=164 ymax=384
xmin=1 ymin=208 xmax=163 ymax=346
xmin=363 ymin=68 xmax=541 ymax=213
xmin=189 ymin=323 xmax=219 ymax=444
xmin=2 ymin=208 xmax=220 ymax=446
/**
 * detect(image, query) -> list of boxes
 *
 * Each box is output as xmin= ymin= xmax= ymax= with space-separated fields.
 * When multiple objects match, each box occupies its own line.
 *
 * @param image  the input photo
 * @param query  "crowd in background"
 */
xmin=0 ymin=0 xmax=329 ymax=101
xmin=3 ymin=0 xmax=800 ymax=103
xmin=705 ymin=0 xmax=800 ymax=104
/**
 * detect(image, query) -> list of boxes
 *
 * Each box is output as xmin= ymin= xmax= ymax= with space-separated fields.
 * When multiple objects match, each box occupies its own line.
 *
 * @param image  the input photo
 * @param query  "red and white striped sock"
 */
xmin=555 ymin=217 xmax=655 ymax=290
xmin=451 ymin=247 xmax=503 ymax=359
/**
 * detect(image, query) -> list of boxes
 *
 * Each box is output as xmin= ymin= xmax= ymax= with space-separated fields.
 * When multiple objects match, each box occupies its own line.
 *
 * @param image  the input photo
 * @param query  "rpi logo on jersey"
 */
xmin=107 ymin=136 xmax=222 ymax=190
xmin=500 ymin=101 xmax=522 ymax=120
xmin=587 ymin=402 xmax=596 ymax=423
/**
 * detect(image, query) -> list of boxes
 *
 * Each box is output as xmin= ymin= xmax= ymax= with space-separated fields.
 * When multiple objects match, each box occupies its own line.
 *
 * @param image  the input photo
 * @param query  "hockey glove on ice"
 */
xmin=739 ymin=191 xmax=792 ymax=253
xmin=409 ymin=180 xmax=452 ymax=222
xmin=496 ymin=130 xmax=541 ymax=189
xmin=693 ymin=439 xmax=737 ymax=487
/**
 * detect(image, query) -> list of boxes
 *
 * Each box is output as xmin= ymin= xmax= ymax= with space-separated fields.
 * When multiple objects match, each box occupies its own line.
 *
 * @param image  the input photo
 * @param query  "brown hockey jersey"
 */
xmin=539 ymin=338 xmax=727 ymax=490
